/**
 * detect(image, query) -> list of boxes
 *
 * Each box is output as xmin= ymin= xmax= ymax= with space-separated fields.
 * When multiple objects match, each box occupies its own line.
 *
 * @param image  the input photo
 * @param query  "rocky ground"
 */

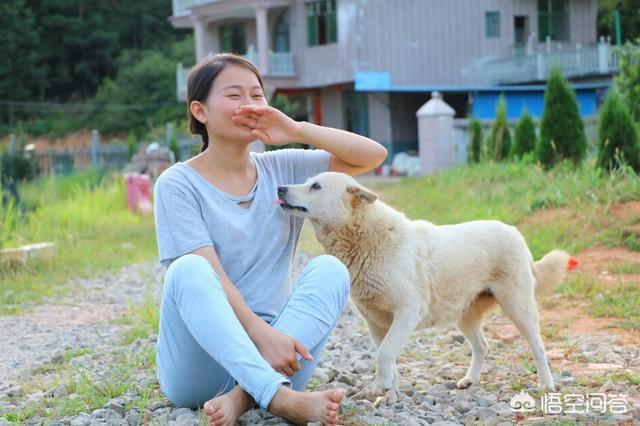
xmin=0 ymin=252 xmax=638 ymax=425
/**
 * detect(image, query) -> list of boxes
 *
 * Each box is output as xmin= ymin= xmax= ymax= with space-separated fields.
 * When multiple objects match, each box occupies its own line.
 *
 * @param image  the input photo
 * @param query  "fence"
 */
xmin=13 ymin=130 xmax=202 ymax=177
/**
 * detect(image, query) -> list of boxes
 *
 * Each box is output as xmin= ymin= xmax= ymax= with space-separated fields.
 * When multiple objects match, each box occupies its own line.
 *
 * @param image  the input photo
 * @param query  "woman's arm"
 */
xmin=233 ymin=105 xmax=388 ymax=176
xmin=296 ymin=121 xmax=388 ymax=176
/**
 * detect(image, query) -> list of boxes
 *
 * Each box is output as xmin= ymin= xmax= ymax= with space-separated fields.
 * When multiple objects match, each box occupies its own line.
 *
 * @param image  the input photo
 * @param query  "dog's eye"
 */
xmin=310 ymin=182 xmax=322 ymax=191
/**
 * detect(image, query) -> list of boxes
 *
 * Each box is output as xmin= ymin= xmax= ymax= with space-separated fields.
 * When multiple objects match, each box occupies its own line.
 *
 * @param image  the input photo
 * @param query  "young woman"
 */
xmin=153 ymin=53 xmax=387 ymax=426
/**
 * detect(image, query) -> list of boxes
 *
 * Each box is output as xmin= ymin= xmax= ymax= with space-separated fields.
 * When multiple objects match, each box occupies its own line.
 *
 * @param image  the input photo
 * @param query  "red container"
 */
xmin=124 ymin=173 xmax=152 ymax=214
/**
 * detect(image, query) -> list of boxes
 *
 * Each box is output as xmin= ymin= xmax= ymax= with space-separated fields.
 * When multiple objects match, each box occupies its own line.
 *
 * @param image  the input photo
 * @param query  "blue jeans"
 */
xmin=156 ymin=254 xmax=350 ymax=410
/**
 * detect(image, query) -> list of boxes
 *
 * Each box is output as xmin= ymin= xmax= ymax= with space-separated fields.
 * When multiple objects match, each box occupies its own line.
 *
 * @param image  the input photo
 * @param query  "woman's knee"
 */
xmin=165 ymin=254 xmax=221 ymax=294
xmin=307 ymin=255 xmax=350 ymax=301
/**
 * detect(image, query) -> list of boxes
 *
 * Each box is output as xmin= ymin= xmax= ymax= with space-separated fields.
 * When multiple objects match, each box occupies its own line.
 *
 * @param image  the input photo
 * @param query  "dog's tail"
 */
xmin=532 ymin=249 xmax=573 ymax=296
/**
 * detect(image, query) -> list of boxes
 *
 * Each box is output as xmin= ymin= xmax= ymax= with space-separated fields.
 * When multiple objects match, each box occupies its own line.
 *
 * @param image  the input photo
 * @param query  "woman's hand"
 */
xmin=251 ymin=323 xmax=313 ymax=377
xmin=232 ymin=105 xmax=302 ymax=146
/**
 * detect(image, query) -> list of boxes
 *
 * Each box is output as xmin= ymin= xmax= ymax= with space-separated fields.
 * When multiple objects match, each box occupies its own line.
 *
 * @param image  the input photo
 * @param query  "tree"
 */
xmin=614 ymin=42 xmax=640 ymax=122
xmin=536 ymin=68 xmax=587 ymax=167
xmin=487 ymin=96 xmax=511 ymax=162
xmin=598 ymin=0 xmax=640 ymax=42
xmin=467 ymin=118 xmax=483 ymax=163
xmin=596 ymin=89 xmax=640 ymax=172
xmin=0 ymin=0 xmax=41 ymax=128
xmin=511 ymin=110 xmax=537 ymax=159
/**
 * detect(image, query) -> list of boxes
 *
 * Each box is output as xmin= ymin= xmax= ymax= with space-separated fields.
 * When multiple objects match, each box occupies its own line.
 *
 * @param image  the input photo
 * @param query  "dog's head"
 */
xmin=275 ymin=172 xmax=377 ymax=224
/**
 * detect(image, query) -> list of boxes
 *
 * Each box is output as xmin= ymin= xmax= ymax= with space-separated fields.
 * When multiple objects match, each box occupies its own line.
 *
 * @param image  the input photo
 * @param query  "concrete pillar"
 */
xmin=255 ymin=1 xmax=269 ymax=74
xmin=91 ymin=129 xmax=100 ymax=168
xmin=193 ymin=15 xmax=207 ymax=61
xmin=416 ymin=91 xmax=455 ymax=175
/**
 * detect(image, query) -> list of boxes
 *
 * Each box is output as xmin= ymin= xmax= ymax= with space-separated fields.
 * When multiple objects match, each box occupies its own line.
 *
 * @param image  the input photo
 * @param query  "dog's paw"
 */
xmin=352 ymin=384 xmax=397 ymax=404
xmin=538 ymin=381 xmax=556 ymax=392
xmin=456 ymin=377 xmax=477 ymax=389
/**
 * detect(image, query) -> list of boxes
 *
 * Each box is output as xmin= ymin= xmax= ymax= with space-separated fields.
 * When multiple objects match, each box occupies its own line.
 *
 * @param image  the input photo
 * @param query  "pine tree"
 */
xmin=511 ymin=110 xmax=537 ymax=159
xmin=467 ymin=118 xmax=483 ymax=163
xmin=597 ymin=89 xmax=640 ymax=172
xmin=487 ymin=95 xmax=511 ymax=161
xmin=536 ymin=68 xmax=587 ymax=167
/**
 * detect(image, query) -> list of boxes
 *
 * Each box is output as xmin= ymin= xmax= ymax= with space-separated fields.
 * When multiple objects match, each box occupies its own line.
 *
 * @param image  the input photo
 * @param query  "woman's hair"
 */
xmin=187 ymin=54 xmax=265 ymax=152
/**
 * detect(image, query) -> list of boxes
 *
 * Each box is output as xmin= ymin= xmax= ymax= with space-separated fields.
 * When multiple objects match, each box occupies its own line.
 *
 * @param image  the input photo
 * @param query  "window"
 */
xmin=485 ymin=11 xmax=500 ymax=38
xmin=273 ymin=9 xmax=290 ymax=52
xmin=306 ymin=0 xmax=337 ymax=46
xmin=538 ymin=0 xmax=568 ymax=41
xmin=220 ymin=23 xmax=247 ymax=55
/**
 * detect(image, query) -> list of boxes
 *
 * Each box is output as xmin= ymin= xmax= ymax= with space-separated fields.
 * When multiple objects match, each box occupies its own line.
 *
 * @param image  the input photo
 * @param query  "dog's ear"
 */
xmin=347 ymin=185 xmax=377 ymax=206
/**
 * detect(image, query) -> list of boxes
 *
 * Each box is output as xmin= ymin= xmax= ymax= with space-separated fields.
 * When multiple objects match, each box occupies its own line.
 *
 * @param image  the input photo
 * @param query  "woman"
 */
xmin=153 ymin=53 xmax=387 ymax=426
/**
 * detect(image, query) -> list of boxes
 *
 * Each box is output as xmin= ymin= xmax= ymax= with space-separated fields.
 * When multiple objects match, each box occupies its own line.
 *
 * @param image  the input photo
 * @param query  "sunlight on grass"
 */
xmin=0 ymin=169 xmax=157 ymax=313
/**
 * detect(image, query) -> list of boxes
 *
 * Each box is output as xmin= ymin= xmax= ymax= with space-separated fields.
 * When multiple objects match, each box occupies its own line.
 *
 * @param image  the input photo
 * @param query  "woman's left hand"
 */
xmin=232 ymin=105 xmax=302 ymax=146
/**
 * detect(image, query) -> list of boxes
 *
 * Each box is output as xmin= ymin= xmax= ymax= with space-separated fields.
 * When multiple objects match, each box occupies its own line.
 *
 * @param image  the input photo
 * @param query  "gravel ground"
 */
xmin=1 ymin=252 xmax=638 ymax=425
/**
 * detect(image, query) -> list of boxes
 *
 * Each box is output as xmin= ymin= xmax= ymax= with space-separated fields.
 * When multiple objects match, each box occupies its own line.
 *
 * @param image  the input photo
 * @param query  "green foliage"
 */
xmin=0 ymin=149 xmax=37 ymax=184
xmin=614 ymin=42 xmax=640 ymax=123
xmin=537 ymin=68 xmax=587 ymax=167
xmin=467 ymin=118 xmax=483 ymax=163
xmin=487 ymin=96 xmax=511 ymax=161
xmin=127 ymin=133 xmax=138 ymax=161
xmin=511 ymin=110 xmax=537 ymax=159
xmin=596 ymin=89 xmax=640 ymax=172
xmin=598 ymin=1 xmax=640 ymax=42
xmin=266 ymin=94 xmax=309 ymax=151
xmin=168 ymin=134 xmax=181 ymax=162
xmin=90 ymin=44 xmax=190 ymax=134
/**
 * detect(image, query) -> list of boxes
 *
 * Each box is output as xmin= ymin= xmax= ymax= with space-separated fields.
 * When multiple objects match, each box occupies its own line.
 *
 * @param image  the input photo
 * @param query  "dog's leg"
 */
xmin=456 ymin=317 xmax=489 ymax=389
xmin=366 ymin=320 xmax=388 ymax=349
xmin=456 ymin=294 xmax=495 ymax=388
xmin=372 ymin=308 xmax=421 ymax=399
xmin=495 ymin=287 xmax=555 ymax=391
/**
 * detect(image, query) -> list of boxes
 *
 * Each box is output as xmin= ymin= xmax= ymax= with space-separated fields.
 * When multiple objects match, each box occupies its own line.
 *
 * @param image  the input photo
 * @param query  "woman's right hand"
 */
xmin=251 ymin=323 xmax=313 ymax=377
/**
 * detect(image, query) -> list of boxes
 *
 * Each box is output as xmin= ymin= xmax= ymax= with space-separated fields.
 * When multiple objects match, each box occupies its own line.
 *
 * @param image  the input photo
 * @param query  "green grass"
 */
xmin=0 ymin=169 xmax=157 ymax=313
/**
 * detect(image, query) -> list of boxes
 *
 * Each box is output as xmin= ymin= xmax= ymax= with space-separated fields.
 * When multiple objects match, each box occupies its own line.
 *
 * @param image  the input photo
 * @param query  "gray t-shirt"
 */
xmin=153 ymin=148 xmax=331 ymax=322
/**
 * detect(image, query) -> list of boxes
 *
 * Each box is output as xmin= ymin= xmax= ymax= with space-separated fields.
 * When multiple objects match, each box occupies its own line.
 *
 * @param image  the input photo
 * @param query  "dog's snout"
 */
xmin=277 ymin=186 xmax=288 ymax=197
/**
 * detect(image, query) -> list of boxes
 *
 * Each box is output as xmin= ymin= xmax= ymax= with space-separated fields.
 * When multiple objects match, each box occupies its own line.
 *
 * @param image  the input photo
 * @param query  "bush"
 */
xmin=511 ymin=110 xmax=536 ymax=159
xmin=467 ymin=118 xmax=483 ymax=163
xmin=614 ymin=41 xmax=640 ymax=122
xmin=596 ymin=89 xmax=640 ymax=172
xmin=536 ymin=68 xmax=587 ymax=167
xmin=487 ymin=95 xmax=511 ymax=161
xmin=127 ymin=133 xmax=138 ymax=161
xmin=168 ymin=134 xmax=181 ymax=162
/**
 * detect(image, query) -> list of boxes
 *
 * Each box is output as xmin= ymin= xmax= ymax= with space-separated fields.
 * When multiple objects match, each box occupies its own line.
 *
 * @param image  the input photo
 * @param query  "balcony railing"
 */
xmin=172 ymin=0 xmax=209 ymax=17
xmin=176 ymin=51 xmax=295 ymax=99
xmin=481 ymin=40 xmax=633 ymax=84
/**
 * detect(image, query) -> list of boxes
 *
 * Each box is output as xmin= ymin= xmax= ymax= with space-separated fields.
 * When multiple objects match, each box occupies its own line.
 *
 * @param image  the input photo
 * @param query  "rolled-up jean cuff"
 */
xmin=255 ymin=374 xmax=290 ymax=410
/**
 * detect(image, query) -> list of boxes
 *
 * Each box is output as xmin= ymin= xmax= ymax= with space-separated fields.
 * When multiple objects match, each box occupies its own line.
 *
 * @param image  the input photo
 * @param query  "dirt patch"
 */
xmin=518 ymin=206 xmax=574 ymax=226
xmin=610 ymin=200 xmax=640 ymax=222
xmin=575 ymin=246 xmax=640 ymax=276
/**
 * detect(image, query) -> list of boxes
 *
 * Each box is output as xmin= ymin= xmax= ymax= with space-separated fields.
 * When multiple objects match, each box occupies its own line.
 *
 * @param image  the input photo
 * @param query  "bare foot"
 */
xmin=203 ymin=385 xmax=254 ymax=426
xmin=268 ymin=386 xmax=344 ymax=425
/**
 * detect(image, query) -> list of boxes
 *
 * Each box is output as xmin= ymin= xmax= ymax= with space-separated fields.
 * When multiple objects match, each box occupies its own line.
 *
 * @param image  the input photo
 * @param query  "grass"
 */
xmin=0 ymin=169 xmax=157 ymax=314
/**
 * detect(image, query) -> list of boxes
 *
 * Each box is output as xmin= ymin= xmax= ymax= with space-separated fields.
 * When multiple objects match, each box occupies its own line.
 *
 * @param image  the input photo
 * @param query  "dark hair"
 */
xmin=187 ymin=54 xmax=265 ymax=152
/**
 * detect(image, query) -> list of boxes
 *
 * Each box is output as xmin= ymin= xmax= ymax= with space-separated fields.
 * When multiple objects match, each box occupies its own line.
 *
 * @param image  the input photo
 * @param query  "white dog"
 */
xmin=276 ymin=172 xmax=571 ymax=401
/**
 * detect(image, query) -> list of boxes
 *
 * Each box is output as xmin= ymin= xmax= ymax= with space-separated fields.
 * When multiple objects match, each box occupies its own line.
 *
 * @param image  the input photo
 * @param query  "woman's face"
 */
xmin=201 ymin=64 xmax=267 ymax=144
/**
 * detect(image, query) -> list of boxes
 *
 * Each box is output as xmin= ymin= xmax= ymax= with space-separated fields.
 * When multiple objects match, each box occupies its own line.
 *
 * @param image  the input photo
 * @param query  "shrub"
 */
xmin=536 ymin=68 xmax=587 ymax=167
xmin=467 ymin=118 xmax=483 ymax=163
xmin=487 ymin=95 xmax=511 ymax=161
xmin=596 ymin=89 xmax=640 ymax=172
xmin=511 ymin=110 xmax=537 ymax=159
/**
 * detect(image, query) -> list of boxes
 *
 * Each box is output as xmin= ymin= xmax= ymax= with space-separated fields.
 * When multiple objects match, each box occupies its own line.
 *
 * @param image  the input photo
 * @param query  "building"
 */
xmin=170 ymin=0 xmax=617 ymax=160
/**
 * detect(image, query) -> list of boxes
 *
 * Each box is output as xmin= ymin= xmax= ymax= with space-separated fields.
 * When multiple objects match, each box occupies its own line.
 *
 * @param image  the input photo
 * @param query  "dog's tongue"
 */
xmin=272 ymin=199 xmax=284 ymax=205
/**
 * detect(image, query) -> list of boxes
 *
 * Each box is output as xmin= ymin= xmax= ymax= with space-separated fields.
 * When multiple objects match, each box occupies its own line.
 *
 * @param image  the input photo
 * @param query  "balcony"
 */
xmin=481 ymin=39 xmax=634 ymax=85
xmin=176 ymin=51 xmax=295 ymax=101
xmin=172 ymin=0 xmax=205 ymax=17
